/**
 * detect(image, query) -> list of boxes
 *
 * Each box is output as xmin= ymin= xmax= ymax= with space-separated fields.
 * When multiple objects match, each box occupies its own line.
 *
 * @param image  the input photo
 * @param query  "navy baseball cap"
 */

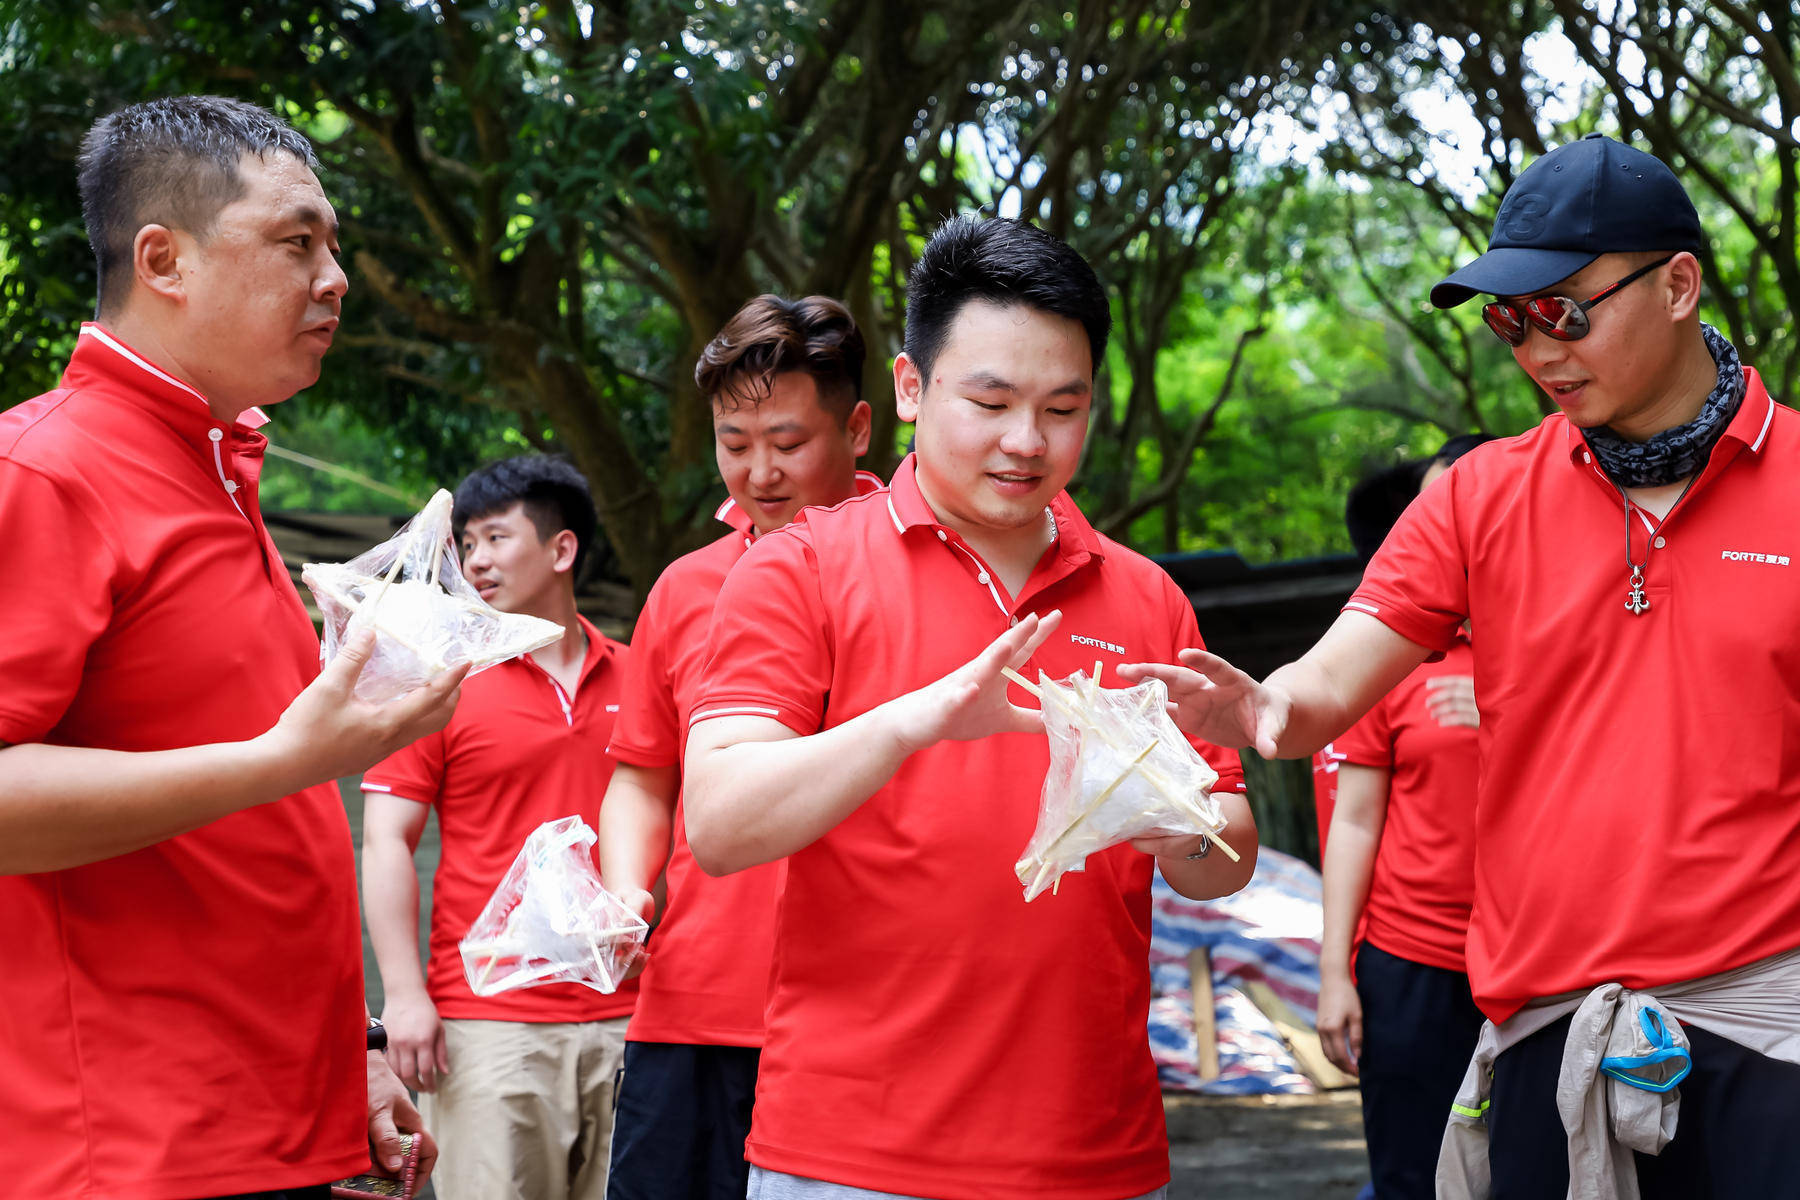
xmin=1431 ymin=133 xmax=1702 ymax=309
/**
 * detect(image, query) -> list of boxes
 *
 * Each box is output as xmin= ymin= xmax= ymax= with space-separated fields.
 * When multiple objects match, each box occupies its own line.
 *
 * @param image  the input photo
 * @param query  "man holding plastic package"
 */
xmin=0 ymin=97 xmax=458 ymax=1199
xmin=1122 ymin=134 xmax=1800 ymax=1196
xmin=362 ymin=454 xmax=634 ymax=1200
xmin=599 ymin=293 xmax=880 ymax=1200
xmin=682 ymin=216 xmax=1258 ymax=1200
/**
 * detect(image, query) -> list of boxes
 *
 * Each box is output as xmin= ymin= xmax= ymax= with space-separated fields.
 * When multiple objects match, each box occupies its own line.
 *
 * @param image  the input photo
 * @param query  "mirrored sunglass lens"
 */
xmin=1527 ymin=297 xmax=1587 ymax=340
xmin=1482 ymin=304 xmax=1525 ymax=345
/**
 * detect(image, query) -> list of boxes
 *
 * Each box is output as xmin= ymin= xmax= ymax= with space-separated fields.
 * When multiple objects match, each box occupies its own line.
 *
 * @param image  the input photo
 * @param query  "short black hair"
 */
xmin=1344 ymin=432 xmax=1499 ymax=564
xmin=903 ymin=217 xmax=1111 ymax=380
xmin=1432 ymin=432 xmax=1496 ymax=467
xmin=78 ymin=96 xmax=319 ymax=317
xmin=453 ymin=455 xmax=599 ymax=577
xmin=1345 ymin=462 xmax=1429 ymax=565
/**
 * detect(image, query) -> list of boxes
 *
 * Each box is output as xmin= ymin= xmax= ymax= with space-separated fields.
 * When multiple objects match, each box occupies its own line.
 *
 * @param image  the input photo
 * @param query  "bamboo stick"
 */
xmin=1001 ymin=665 xmax=1043 ymax=698
xmin=1025 ymin=741 xmax=1158 ymax=898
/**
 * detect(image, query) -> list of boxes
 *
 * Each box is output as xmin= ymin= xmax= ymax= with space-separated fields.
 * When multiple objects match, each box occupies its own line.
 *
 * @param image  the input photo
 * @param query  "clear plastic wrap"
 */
xmin=458 ymin=816 xmax=648 ymax=996
xmin=1009 ymin=666 xmax=1234 ymax=901
xmin=301 ymin=488 xmax=564 ymax=703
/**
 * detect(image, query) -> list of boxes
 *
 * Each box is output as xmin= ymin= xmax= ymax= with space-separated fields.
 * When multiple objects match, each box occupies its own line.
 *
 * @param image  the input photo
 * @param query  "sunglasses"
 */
xmin=1481 ymin=255 xmax=1676 ymax=346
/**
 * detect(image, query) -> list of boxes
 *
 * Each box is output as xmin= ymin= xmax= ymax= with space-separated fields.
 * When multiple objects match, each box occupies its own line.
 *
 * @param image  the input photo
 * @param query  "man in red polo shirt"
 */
xmin=1126 ymin=134 xmax=1800 ymax=1195
xmin=681 ymin=217 xmax=1258 ymax=1200
xmin=597 ymin=294 xmax=877 ymax=1200
xmin=0 ymin=96 xmax=459 ymax=1199
xmin=362 ymin=455 xmax=632 ymax=1200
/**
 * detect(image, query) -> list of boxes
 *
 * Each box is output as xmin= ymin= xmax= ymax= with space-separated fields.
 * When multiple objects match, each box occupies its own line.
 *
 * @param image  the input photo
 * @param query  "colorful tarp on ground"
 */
xmin=1150 ymin=847 xmax=1325 ymax=1094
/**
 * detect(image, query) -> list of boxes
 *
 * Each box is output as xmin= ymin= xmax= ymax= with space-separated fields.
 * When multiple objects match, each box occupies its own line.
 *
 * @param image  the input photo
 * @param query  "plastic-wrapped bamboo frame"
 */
xmin=458 ymin=816 xmax=648 ymax=996
xmin=1007 ymin=665 xmax=1236 ymax=902
xmin=302 ymin=489 xmax=564 ymax=702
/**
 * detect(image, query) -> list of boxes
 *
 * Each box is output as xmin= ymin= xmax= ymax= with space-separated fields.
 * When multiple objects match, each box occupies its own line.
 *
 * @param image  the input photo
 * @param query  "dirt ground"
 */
xmin=344 ymin=783 xmax=1371 ymax=1198
xmin=1166 ymin=1092 xmax=1368 ymax=1198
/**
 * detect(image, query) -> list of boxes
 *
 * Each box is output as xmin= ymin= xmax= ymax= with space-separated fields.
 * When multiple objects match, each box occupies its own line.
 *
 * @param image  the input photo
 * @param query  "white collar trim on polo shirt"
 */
xmin=1751 ymin=390 xmax=1776 ymax=453
xmin=79 ymin=324 xmax=270 ymax=429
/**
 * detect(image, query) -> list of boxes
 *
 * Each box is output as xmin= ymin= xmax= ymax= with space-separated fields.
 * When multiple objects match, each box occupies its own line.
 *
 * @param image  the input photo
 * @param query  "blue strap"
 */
xmin=1599 ymin=1008 xmax=1692 ymax=1094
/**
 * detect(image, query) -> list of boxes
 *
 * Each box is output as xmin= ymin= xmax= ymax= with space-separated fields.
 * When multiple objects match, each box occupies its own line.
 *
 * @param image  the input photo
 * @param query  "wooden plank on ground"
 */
xmin=1242 ymin=978 xmax=1356 ymax=1090
xmin=1188 ymin=946 xmax=1219 ymax=1082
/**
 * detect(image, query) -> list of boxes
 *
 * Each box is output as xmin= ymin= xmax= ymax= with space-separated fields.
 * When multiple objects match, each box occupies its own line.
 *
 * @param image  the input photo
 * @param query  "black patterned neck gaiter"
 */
xmin=1583 ymin=324 xmax=1745 ymax=489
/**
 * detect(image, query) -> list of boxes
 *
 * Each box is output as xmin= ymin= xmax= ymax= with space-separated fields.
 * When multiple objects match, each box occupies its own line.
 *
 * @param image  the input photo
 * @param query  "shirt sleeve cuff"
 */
xmin=607 ymin=740 xmax=680 ymax=769
xmin=1341 ymin=593 xmax=1460 ymax=654
xmin=688 ymin=696 xmax=821 ymax=738
xmin=359 ymin=780 xmax=432 ymax=805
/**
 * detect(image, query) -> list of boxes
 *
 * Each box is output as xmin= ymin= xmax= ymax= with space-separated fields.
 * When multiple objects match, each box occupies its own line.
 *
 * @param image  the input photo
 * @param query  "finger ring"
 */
xmin=1184 ymin=837 xmax=1212 ymax=861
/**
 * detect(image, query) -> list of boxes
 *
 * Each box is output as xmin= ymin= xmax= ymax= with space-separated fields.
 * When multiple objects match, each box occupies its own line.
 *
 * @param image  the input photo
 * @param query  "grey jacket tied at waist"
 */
xmin=1436 ymin=947 xmax=1800 ymax=1200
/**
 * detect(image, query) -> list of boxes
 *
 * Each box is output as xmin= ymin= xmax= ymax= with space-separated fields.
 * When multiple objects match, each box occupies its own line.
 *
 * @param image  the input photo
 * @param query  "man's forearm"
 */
xmin=597 ymin=765 xmax=677 ymax=898
xmin=1264 ymin=618 xmax=1428 ymax=759
xmin=362 ymin=837 xmax=430 ymax=1002
xmin=1319 ymin=765 xmax=1388 ymax=974
xmin=685 ymin=705 xmax=917 ymax=876
xmin=1155 ymin=794 xmax=1259 ymax=900
xmin=1261 ymin=658 xmax=1364 ymax=759
xmin=0 ymin=737 xmax=310 ymax=875
xmin=1319 ymin=820 xmax=1381 ymax=974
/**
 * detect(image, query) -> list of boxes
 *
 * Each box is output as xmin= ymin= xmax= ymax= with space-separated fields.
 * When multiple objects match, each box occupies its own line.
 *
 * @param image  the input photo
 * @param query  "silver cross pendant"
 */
xmin=1625 ymin=565 xmax=1650 ymax=615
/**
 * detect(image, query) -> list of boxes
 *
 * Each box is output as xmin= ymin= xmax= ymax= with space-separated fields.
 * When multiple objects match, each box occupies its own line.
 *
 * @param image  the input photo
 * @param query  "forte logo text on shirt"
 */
xmin=1721 ymin=549 xmax=1792 ymax=566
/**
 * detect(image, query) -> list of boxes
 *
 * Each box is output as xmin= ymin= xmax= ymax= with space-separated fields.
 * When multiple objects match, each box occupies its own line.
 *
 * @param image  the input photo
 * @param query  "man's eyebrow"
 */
xmin=289 ymin=205 xmax=341 ymax=239
xmin=954 ymin=371 xmax=1090 ymax=398
xmin=764 ymin=421 xmax=810 ymax=436
xmin=957 ymin=371 xmax=1017 ymax=392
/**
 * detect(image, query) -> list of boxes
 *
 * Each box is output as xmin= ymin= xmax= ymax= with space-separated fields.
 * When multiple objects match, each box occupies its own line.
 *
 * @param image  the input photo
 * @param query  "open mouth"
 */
xmin=988 ymin=471 xmax=1042 ymax=494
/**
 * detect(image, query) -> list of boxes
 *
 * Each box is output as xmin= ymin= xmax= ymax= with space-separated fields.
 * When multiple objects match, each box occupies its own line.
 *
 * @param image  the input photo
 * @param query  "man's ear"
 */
xmin=893 ymin=353 xmax=924 ymax=423
xmin=1665 ymin=251 xmax=1704 ymax=322
xmin=845 ymin=399 xmax=873 ymax=457
xmin=133 ymin=225 xmax=188 ymax=305
xmin=551 ymin=528 xmax=580 ymax=575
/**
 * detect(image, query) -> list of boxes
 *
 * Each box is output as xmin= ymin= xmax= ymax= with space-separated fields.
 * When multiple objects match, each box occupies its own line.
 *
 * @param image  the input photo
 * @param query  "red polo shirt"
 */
xmin=1333 ymin=636 xmax=1478 ymax=974
xmin=1312 ymin=744 xmax=1345 ymax=854
xmin=361 ymin=620 xmax=634 ymax=1021
xmin=1348 ymin=368 xmax=1800 ymax=1022
xmin=610 ymin=474 xmax=882 ymax=1047
xmin=692 ymin=456 xmax=1245 ymax=1200
xmin=0 ymin=324 xmax=368 ymax=1198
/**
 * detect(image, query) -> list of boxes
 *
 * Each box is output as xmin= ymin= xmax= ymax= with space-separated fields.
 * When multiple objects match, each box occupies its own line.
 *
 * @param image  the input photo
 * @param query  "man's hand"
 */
xmin=381 ymin=991 xmax=449 ymax=1093
xmin=614 ymin=886 xmax=657 ymax=981
xmin=1316 ymin=967 xmax=1363 ymax=1076
xmin=261 ymin=630 xmax=468 ymax=790
xmin=1129 ymin=832 xmax=1215 ymax=859
xmin=1117 ymin=648 xmax=1288 ymax=756
xmin=367 ymin=1050 xmax=439 ymax=1185
xmin=1425 ymin=675 xmax=1479 ymax=729
xmin=883 ymin=611 xmax=1063 ymax=753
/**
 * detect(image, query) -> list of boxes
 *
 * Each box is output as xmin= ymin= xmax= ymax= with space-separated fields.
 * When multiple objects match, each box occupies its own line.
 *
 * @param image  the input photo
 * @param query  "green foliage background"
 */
xmin=2 ymin=1 xmax=1793 ymax=576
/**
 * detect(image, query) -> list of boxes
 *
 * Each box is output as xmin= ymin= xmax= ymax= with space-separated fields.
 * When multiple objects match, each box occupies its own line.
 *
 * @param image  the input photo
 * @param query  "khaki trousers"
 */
xmin=420 ymin=1016 xmax=629 ymax=1200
